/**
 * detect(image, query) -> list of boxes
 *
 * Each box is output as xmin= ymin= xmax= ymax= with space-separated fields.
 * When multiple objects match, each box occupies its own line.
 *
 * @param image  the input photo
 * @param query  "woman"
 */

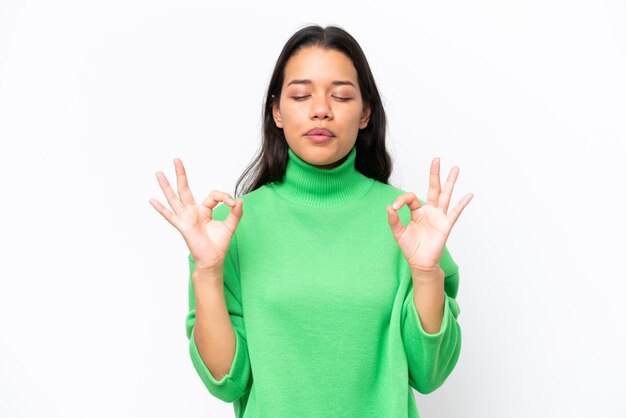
xmin=149 ymin=24 xmax=473 ymax=418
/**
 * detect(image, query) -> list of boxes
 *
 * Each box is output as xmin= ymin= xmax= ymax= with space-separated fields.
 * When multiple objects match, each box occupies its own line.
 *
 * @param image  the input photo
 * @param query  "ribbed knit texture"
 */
xmin=185 ymin=144 xmax=462 ymax=418
xmin=272 ymin=146 xmax=374 ymax=207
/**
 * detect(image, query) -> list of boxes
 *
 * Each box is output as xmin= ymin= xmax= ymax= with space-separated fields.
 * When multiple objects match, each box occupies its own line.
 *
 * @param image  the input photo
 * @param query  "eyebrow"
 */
xmin=286 ymin=79 xmax=356 ymax=88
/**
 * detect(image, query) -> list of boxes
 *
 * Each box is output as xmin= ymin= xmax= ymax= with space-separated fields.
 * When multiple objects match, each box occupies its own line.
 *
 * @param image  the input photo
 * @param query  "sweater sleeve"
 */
xmin=400 ymin=244 xmax=462 ymax=394
xmin=185 ymin=210 xmax=252 ymax=402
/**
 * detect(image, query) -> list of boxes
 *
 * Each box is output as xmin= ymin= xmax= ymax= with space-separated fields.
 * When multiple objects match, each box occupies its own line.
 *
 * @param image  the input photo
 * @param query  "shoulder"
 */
xmin=367 ymin=180 xmax=427 ymax=225
xmin=370 ymin=180 xmax=427 ymax=205
xmin=210 ymin=184 xmax=273 ymax=222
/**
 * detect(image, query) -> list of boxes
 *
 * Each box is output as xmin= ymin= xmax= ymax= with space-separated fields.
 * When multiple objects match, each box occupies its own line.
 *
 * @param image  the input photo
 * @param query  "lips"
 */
xmin=305 ymin=127 xmax=334 ymax=137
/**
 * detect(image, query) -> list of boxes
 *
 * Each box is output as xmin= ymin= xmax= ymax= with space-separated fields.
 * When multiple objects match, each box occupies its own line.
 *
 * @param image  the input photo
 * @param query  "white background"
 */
xmin=1 ymin=1 xmax=625 ymax=417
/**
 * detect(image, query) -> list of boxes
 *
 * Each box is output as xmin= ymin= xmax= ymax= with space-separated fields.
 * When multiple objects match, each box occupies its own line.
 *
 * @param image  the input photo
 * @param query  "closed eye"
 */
xmin=292 ymin=96 xmax=352 ymax=102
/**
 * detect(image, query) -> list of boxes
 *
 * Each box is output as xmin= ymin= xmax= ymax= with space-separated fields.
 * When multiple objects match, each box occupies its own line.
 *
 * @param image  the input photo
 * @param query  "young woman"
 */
xmin=150 ymin=24 xmax=473 ymax=418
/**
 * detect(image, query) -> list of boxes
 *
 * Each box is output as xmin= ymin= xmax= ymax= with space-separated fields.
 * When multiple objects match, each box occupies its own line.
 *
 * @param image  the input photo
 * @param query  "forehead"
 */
xmin=283 ymin=47 xmax=358 ymax=87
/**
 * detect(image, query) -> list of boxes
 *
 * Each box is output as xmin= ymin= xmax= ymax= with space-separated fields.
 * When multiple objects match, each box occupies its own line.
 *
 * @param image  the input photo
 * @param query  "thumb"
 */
xmin=221 ymin=198 xmax=244 ymax=233
xmin=386 ymin=205 xmax=404 ymax=241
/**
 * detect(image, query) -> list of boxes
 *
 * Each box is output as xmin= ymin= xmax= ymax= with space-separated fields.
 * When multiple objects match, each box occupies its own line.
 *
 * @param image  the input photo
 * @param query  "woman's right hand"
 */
xmin=148 ymin=158 xmax=244 ymax=274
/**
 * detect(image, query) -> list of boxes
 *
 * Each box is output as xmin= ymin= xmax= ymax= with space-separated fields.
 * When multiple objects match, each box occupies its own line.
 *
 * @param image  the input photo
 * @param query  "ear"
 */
xmin=272 ymin=99 xmax=283 ymax=129
xmin=359 ymin=103 xmax=371 ymax=129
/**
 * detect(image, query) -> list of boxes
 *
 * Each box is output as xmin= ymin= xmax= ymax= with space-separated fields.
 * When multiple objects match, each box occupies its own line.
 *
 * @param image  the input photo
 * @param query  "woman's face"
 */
xmin=272 ymin=46 xmax=371 ymax=169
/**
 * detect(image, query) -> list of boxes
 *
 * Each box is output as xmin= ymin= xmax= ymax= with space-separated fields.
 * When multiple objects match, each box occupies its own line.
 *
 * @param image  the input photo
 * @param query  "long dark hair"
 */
xmin=234 ymin=24 xmax=393 ymax=198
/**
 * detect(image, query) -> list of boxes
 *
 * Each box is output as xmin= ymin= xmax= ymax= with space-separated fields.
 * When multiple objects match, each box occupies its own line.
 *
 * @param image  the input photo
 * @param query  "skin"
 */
xmin=388 ymin=160 xmax=474 ymax=333
xmin=150 ymin=45 xmax=475 ymax=338
xmin=272 ymin=46 xmax=371 ymax=169
xmin=270 ymin=46 xmax=474 ymax=333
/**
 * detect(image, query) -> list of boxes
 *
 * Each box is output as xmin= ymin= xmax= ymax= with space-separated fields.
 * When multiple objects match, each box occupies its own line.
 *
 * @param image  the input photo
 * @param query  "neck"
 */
xmin=270 ymin=146 xmax=375 ymax=207
xmin=312 ymin=152 xmax=350 ymax=169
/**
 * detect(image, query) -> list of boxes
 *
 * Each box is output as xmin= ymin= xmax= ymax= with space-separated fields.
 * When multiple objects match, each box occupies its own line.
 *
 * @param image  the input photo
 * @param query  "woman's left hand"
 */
xmin=387 ymin=157 xmax=473 ymax=276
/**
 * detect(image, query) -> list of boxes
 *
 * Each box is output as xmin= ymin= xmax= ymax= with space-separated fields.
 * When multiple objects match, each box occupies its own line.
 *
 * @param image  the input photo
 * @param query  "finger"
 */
xmin=392 ymin=192 xmax=423 ymax=223
xmin=447 ymin=193 xmax=474 ymax=227
xmin=439 ymin=166 xmax=459 ymax=213
xmin=221 ymin=198 xmax=244 ymax=233
xmin=148 ymin=198 xmax=180 ymax=230
xmin=427 ymin=157 xmax=441 ymax=208
xmin=155 ymin=171 xmax=184 ymax=214
xmin=174 ymin=158 xmax=196 ymax=207
xmin=201 ymin=190 xmax=237 ymax=219
xmin=386 ymin=204 xmax=405 ymax=241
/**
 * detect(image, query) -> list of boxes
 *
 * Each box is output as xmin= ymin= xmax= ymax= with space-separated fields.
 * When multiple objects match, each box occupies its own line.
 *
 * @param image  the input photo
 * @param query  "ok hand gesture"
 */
xmin=386 ymin=157 xmax=473 ymax=278
xmin=149 ymin=158 xmax=244 ymax=274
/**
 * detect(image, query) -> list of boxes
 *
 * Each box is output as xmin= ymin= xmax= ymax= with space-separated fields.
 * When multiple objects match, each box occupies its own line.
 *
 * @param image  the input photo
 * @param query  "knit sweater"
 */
xmin=185 ymin=145 xmax=462 ymax=418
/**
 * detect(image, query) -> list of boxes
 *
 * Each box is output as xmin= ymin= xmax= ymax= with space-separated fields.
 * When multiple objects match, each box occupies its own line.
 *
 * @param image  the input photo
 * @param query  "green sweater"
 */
xmin=185 ymin=145 xmax=461 ymax=418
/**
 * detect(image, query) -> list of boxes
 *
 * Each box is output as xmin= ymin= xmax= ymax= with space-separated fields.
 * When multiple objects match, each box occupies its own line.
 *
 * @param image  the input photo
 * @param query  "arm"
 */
xmin=401 ymin=245 xmax=462 ymax=394
xmin=185 ymin=207 xmax=252 ymax=402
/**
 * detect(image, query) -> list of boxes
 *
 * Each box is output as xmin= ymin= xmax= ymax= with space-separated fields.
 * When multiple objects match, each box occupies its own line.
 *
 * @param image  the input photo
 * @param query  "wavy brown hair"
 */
xmin=234 ymin=24 xmax=393 ymax=198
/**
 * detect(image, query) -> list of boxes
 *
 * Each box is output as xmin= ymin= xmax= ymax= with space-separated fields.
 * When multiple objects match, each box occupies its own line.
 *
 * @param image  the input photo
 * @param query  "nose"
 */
xmin=309 ymin=95 xmax=333 ymax=120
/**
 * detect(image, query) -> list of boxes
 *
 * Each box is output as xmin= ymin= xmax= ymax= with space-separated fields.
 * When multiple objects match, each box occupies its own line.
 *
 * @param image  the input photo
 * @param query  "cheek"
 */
xmin=337 ymin=108 xmax=364 ymax=128
xmin=281 ymin=107 xmax=308 ymax=126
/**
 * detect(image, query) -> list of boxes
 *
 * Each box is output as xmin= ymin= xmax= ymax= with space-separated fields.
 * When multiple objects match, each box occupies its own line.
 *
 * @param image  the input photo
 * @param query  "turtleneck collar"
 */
xmin=270 ymin=145 xmax=375 ymax=207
